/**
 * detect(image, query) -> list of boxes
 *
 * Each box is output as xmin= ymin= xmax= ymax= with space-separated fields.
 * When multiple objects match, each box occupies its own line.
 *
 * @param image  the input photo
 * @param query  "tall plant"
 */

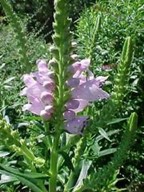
xmin=0 ymin=0 xmax=137 ymax=192
xmin=0 ymin=0 xmax=31 ymax=72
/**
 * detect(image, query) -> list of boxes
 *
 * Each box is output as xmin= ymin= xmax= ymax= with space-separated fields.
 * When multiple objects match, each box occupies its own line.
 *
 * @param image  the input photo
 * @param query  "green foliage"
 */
xmin=0 ymin=23 xmax=49 ymax=125
xmin=0 ymin=0 xmax=31 ymax=72
xmin=0 ymin=0 xmax=143 ymax=191
xmin=76 ymin=0 xmax=144 ymax=115
xmin=76 ymin=0 xmax=144 ymax=190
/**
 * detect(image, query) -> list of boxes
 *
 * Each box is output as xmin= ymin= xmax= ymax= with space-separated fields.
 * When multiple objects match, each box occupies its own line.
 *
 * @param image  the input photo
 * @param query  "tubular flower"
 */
xmin=21 ymin=59 xmax=109 ymax=134
xmin=20 ymin=59 xmax=55 ymax=120
xmin=64 ymin=58 xmax=110 ymax=134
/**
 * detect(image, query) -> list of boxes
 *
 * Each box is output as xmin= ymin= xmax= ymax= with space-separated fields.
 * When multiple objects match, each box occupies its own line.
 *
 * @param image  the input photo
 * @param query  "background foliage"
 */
xmin=76 ymin=0 xmax=144 ymax=190
xmin=0 ymin=0 xmax=144 ymax=191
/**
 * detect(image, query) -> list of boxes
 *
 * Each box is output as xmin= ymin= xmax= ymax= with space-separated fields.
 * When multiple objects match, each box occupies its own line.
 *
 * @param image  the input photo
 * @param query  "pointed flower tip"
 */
xmin=40 ymin=110 xmax=51 ymax=120
xmin=65 ymin=116 xmax=88 ymax=134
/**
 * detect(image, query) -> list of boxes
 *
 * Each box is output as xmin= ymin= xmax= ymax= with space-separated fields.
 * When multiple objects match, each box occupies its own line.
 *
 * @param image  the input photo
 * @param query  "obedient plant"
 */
xmin=0 ymin=0 xmax=137 ymax=192
xmin=0 ymin=0 xmax=30 ymax=72
xmin=21 ymin=58 xmax=109 ymax=134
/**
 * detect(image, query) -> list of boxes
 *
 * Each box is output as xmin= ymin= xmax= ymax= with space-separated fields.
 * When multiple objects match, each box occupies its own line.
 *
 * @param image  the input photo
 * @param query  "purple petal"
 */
xmin=32 ymin=71 xmax=53 ymax=85
xmin=67 ymin=78 xmax=80 ymax=87
xmin=40 ymin=91 xmax=53 ymax=105
xmin=43 ymin=81 xmax=55 ymax=91
xmin=94 ymin=76 xmax=108 ymax=87
xmin=22 ymin=99 xmax=44 ymax=115
xmin=26 ymin=83 xmax=45 ymax=101
xmin=45 ymin=105 xmax=53 ymax=113
xmin=66 ymin=99 xmax=79 ymax=110
xmin=68 ymin=61 xmax=81 ymax=73
xmin=72 ymin=79 xmax=109 ymax=101
xmin=23 ymin=74 xmax=36 ymax=87
xmin=69 ymin=59 xmax=90 ymax=74
xmin=36 ymin=59 xmax=48 ymax=73
xmin=87 ymin=70 xmax=94 ymax=80
xmin=40 ymin=110 xmax=52 ymax=120
xmin=80 ymin=58 xmax=90 ymax=70
xmin=65 ymin=116 xmax=88 ymax=134
xmin=63 ymin=110 xmax=76 ymax=120
xmin=72 ymin=99 xmax=89 ymax=113
xmin=20 ymin=87 xmax=27 ymax=96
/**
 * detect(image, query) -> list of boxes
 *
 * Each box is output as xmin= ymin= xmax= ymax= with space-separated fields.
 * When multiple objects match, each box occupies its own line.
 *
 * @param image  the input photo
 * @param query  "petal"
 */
xmin=22 ymin=104 xmax=32 ymax=111
xmin=72 ymin=79 xmax=110 ymax=101
xmin=69 ymin=59 xmax=90 ymax=74
xmin=36 ymin=59 xmax=48 ymax=73
xmin=63 ymin=110 xmax=75 ymax=120
xmin=64 ymin=116 xmax=88 ymax=134
xmin=32 ymin=71 xmax=53 ymax=85
xmin=66 ymin=99 xmax=80 ymax=110
xmin=43 ymin=81 xmax=55 ymax=91
xmin=20 ymin=87 xmax=28 ymax=96
xmin=73 ymin=72 xmax=86 ymax=83
xmin=95 ymin=76 xmax=108 ymax=87
xmin=45 ymin=105 xmax=53 ymax=113
xmin=40 ymin=91 xmax=53 ymax=105
xmin=68 ymin=61 xmax=81 ymax=73
xmin=80 ymin=58 xmax=90 ymax=70
xmin=26 ymin=83 xmax=44 ymax=100
xmin=40 ymin=110 xmax=52 ymax=120
xmin=87 ymin=70 xmax=94 ymax=80
xmin=22 ymin=99 xmax=44 ymax=115
xmin=67 ymin=78 xmax=80 ymax=87
xmin=72 ymin=99 xmax=89 ymax=113
xmin=23 ymin=74 xmax=36 ymax=87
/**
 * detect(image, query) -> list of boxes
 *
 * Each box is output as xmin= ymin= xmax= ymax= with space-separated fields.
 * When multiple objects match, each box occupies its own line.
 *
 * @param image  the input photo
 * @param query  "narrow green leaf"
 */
xmin=0 ymin=164 xmax=49 ymax=179
xmin=98 ymin=128 xmax=111 ymax=142
xmin=99 ymin=148 xmax=117 ymax=157
xmin=96 ymin=130 xmax=119 ymax=142
xmin=107 ymin=118 xmax=128 ymax=125
xmin=0 ymin=173 xmax=17 ymax=184
xmin=0 ymin=169 xmax=44 ymax=192
xmin=0 ymin=151 xmax=10 ymax=157
xmin=74 ymin=160 xmax=92 ymax=190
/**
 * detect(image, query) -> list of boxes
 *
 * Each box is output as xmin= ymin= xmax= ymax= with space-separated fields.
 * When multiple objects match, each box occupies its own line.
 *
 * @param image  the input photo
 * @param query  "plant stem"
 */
xmin=49 ymin=128 xmax=61 ymax=192
xmin=64 ymin=134 xmax=87 ymax=191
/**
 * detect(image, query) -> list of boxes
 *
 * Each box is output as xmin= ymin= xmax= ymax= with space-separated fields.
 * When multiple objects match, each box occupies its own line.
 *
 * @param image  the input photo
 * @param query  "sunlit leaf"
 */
xmin=0 ymin=151 xmax=10 ymax=158
xmin=98 ymin=127 xmax=111 ymax=142
xmin=99 ymin=148 xmax=117 ymax=157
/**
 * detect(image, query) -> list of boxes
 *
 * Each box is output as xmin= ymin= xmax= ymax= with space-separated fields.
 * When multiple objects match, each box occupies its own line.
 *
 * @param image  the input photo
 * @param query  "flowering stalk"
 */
xmin=64 ymin=134 xmax=87 ymax=191
xmin=90 ymin=36 xmax=134 ymax=130
xmin=112 ymin=36 xmax=134 ymax=106
xmin=20 ymin=1 xmax=109 ymax=192
xmin=49 ymin=0 xmax=71 ymax=191
xmin=74 ymin=112 xmax=138 ymax=192
xmin=0 ymin=120 xmax=44 ymax=170
xmin=87 ymin=13 xmax=101 ymax=64
xmin=0 ymin=0 xmax=30 ymax=72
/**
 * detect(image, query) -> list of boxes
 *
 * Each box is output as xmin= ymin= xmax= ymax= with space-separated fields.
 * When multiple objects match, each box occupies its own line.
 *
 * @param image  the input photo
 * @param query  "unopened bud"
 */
xmin=71 ymin=41 xmax=77 ymax=48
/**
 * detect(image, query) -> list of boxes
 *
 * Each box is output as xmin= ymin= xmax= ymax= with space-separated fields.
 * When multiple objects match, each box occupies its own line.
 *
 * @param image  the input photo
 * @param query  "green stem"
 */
xmin=64 ymin=134 xmax=87 ymax=192
xmin=49 ymin=128 xmax=61 ymax=192
xmin=73 ymin=185 xmax=87 ymax=192
xmin=0 ymin=0 xmax=30 ymax=72
xmin=43 ymin=121 xmax=52 ymax=150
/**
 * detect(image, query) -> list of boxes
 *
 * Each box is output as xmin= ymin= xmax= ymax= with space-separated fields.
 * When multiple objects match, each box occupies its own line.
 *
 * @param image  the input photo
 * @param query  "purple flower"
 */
xmin=64 ymin=116 xmax=88 ymax=134
xmin=21 ymin=59 xmax=54 ymax=119
xmin=72 ymin=79 xmax=109 ymax=101
xmin=21 ymin=58 xmax=109 ymax=134
xmin=64 ymin=59 xmax=109 ymax=134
